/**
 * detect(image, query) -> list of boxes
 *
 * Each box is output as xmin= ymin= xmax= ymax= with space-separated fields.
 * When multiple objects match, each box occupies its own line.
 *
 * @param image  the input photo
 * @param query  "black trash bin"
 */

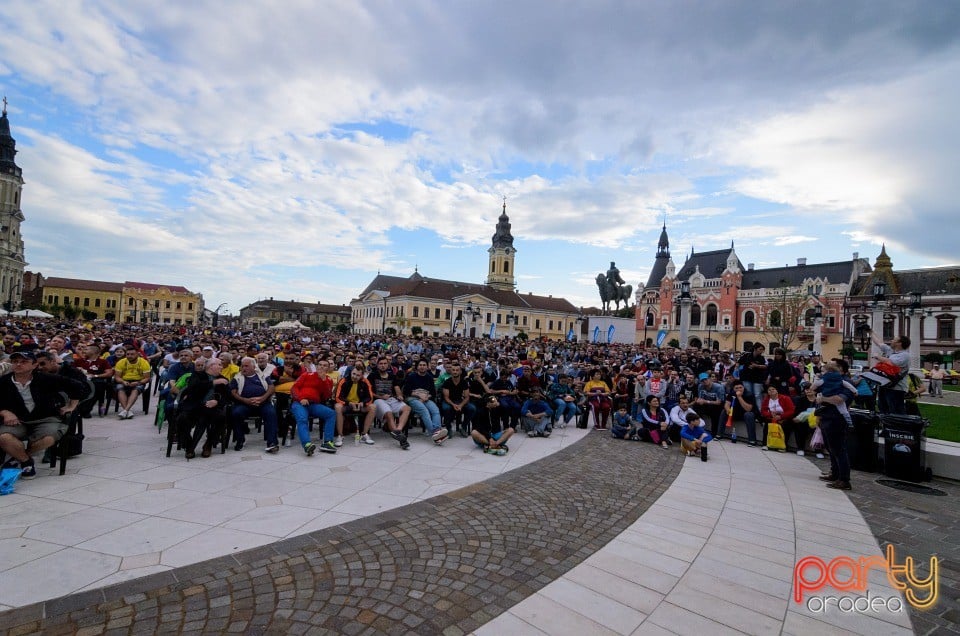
xmin=847 ymin=409 xmax=880 ymax=472
xmin=880 ymin=414 xmax=930 ymax=482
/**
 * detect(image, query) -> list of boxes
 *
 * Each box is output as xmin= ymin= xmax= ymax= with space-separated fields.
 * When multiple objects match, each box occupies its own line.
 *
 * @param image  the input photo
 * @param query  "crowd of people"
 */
xmin=0 ymin=317 xmax=920 ymax=491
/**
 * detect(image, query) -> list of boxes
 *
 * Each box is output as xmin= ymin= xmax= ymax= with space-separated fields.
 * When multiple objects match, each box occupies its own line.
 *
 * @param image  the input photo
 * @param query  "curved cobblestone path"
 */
xmin=0 ymin=433 xmax=683 ymax=635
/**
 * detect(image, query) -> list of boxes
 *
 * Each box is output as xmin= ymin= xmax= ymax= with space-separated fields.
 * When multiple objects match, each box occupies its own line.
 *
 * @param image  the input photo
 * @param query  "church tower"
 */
xmin=644 ymin=223 xmax=670 ymax=290
xmin=486 ymin=200 xmax=516 ymax=291
xmin=0 ymin=98 xmax=26 ymax=310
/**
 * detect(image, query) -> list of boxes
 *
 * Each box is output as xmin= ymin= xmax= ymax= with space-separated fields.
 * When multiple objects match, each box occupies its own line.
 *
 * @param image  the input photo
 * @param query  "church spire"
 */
xmin=486 ymin=198 xmax=516 ymax=291
xmin=0 ymin=97 xmax=20 ymax=176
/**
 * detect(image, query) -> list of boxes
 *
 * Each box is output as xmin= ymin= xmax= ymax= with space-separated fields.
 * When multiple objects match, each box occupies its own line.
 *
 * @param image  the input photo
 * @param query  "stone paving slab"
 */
xmin=0 ymin=432 xmax=683 ymax=634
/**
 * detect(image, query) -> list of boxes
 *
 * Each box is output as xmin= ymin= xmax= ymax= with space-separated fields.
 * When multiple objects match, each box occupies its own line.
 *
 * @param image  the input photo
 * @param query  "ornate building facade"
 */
xmin=637 ymin=225 xmax=870 ymax=356
xmin=0 ymin=100 xmax=27 ymax=310
xmin=351 ymin=203 xmax=579 ymax=338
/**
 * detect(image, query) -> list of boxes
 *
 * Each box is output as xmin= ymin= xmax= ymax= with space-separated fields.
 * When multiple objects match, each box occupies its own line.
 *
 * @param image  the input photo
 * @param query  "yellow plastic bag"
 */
xmin=767 ymin=422 xmax=786 ymax=450
xmin=808 ymin=413 xmax=819 ymax=429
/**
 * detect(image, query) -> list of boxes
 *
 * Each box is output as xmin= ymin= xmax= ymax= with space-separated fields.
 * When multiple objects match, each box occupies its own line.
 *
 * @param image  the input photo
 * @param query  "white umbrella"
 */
xmin=12 ymin=309 xmax=54 ymax=318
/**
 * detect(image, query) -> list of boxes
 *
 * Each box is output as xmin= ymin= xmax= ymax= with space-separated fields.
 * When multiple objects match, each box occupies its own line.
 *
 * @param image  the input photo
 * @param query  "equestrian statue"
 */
xmin=596 ymin=262 xmax=633 ymax=314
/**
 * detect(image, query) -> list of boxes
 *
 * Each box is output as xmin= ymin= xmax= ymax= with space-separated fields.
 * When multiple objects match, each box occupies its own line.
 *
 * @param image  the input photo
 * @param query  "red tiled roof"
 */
xmin=124 ymin=281 xmax=193 ymax=294
xmin=43 ymin=277 xmax=124 ymax=293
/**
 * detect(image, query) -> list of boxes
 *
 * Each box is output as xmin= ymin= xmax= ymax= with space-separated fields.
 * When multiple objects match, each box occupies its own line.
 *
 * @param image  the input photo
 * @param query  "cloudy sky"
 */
xmin=2 ymin=1 xmax=958 ymax=314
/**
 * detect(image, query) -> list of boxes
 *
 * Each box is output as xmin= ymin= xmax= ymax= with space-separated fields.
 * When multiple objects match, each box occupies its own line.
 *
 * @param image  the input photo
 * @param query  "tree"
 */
xmin=668 ymin=338 xmax=680 ymax=348
xmin=81 ymin=310 xmax=97 ymax=321
xmin=516 ymin=331 xmax=528 ymax=341
xmin=62 ymin=305 xmax=79 ymax=320
xmin=924 ymin=352 xmax=944 ymax=364
xmin=411 ymin=326 xmax=423 ymax=336
xmin=384 ymin=327 xmax=397 ymax=336
xmin=334 ymin=323 xmax=350 ymax=334
xmin=766 ymin=283 xmax=808 ymax=351
xmin=318 ymin=318 xmax=331 ymax=332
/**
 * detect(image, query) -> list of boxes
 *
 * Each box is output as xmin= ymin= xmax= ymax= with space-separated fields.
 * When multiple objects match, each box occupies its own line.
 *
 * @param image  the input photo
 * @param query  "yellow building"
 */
xmin=121 ymin=281 xmax=203 ymax=325
xmin=351 ymin=203 xmax=580 ymax=339
xmin=33 ymin=276 xmax=201 ymax=324
xmin=238 ymin=299 xmax=352 ymax=329
xmin=42 ymin=277 xmax=123 ymax=319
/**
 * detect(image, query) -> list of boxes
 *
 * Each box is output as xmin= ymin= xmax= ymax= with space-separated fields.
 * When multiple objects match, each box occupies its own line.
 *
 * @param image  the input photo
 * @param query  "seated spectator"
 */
xmin=290 ymin=360 xmax=338 ymax=454
xmin=694 ymin=375 xmax=725 ymax=439
xmin=639 ymin=395 xmax=671 ymax=448
xmin=0 ymin=350 xmax=89 ymax=478
xmin=471 ymin=394 xmax=514 ymax=455
xmin=368 ymin=356 xmax=411 ymax=450
xmin=334 ymin=363 xmax=376 ymax=445
xmin=680 ymin=412 xmax=712 ymax=461
xmin=786 ymin=383 xmax=817 ymax=456
xmin=229 ymin=356 xmax=279 ymax=453
xmin=487 ymin=363 xmax=521 ymax=430
xmin=521 ymin=387 xmax=554 ymax=437
xmin=219 ymin=352 xmax=240 ymax=381
xmin=74 ymin=343 xmax=114 ymax=417
xmin=548 ymin=374 xmax=580 ymax=428
xmin=440 ymin=361 xmax=475 ymax=436
xmin=113 ymin=348 xmax=152 ymax=419
xmin=176 ymin=358 xmax=230 ymax=459
xmin=583 ymin=368 xmax=613 ymax=429
xmin=668 ymin=394 xmax=697 ymax=443
xmin=760 ymin=385 xmax=795 ymax=452
xmin=726 ymin=380 xmax=758 ymax=446
xmin=403 ymin=359 xmax=447 ymax=444
xmin=610 ymin=404 xmax=638 ymax=440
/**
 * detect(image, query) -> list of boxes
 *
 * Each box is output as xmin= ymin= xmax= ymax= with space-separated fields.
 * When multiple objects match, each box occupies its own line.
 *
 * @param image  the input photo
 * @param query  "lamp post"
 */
xmin=465 ymin=301 xmax=481 ymax=338
xmin=506 ymin=310 xmax=518 ymax=339
xmin=870 ymin=281 xmax=886 ymax=361
xmin=678 ymin=280 xmax=692 ymax=349
xmin=574 ymin=308 xmax=585 ymax=342
xmin=213 ymin=302 xmax=228 ymax=328
xmin=812 ymin=304 xmax=823 ymax=355
xmin=908 ymin=291 xmax=925 ymax=371
xmin=141 ymin=298 xmax=148 ymax=323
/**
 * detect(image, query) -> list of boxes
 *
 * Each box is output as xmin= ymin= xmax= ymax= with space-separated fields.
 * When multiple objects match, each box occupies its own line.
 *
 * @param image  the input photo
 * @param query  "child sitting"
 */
xmin=680 ymin=412 xmax=712 ymax=462
xmin=610 ymin=405 xmax=638 ymax=440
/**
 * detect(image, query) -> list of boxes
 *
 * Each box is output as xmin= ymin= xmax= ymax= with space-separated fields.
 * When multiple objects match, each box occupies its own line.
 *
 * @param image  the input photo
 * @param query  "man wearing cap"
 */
xmin=0 ymin=350 xmax=89 ymax=478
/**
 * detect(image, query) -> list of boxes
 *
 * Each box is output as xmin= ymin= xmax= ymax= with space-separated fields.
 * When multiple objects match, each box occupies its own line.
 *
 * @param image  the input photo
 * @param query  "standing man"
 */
xmin=929 ymin=364 xmax=945 ymax=398
xmin=440 ymin=361 xmax=475 ymax=437
xmin=872 ymin=333 xmax=911 ymax=415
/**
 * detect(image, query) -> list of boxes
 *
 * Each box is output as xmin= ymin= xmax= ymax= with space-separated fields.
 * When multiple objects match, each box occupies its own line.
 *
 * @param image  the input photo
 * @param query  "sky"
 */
xmin=2 ymin=1 xmax=959 ymax=315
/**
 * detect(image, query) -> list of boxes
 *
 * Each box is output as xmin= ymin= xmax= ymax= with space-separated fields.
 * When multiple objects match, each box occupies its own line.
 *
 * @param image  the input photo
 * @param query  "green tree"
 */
xmin=411 ymin=326 xmax=423 ymax=336
xmin=81 ymin=310 xmax=97 ymax=321
xmin=668 ymin=338 xmax=680 ymax=348
xmin=516 ymin=331 xmax=528 ymax=341
xmin=384 ymin=327 xmax=397 ymax=336
xmin=334 ymin=323 xmax=350 ymax=334
xmin=924 ymin=352 xmax=944 ymax=364
xmin=318 ymin=318 xmax=331 ymax=332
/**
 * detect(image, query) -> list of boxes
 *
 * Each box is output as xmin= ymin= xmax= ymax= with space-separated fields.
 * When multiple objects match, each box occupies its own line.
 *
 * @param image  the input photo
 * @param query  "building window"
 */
xmin=188 ymin=303 xmax=193 ymax=310
xmin=486 ymin=312 xmax=491 ymax=323
xmin=690 ymin=305 xmax=702 ymax=326
xmin=74 ymin=296 xmax=80 ymax=306
xmin=522 ymin=316 xmax=527 ymax=326
xmin=95 ymin=298 xmax=101 ymax=308
xmin=491 ymin=262 xmax=496 ymax=272
xmin=883 ymin=319 xmax=895 ymax=341
xmin=645 ymin=311 xmax=654 ymax=327
xmin=768 ymin=310 xmax=782 ymax=328
xmin=176 ymin=301 xmax=181 ymax=310
xmin=804 ymin=308 xmax=817 ymax=326
xmin=938 ymin=317 xmax=955 ymax=341
xmin=504 ymin=261 xmax=509 ymax=273
xmin=497 ymin=313 xmax=502 ymax=324
xmin=64 ymin=297 xmax=70 ymax=306
xmin=84 ymin=297 xmax=90 ymax=307
xmin=413 ymin=307 xmax=419 ymax=318
xmin=535 ymin=319 xmax=541 ymax=329
xmin=445 ymin=309 xmax=450 ymax=320
xmin=549 ymin=320 xmax=554 ymax=330
xmin=423 ymin=306 xmax=429 ymax=318
xmin=128 ymin=298 xmax=135 ymax=307
xmin=165 ymin=301 xmax=171 ymax=309
xmin=434 ymin=308 xmax=440 ymax=320
xmin=705 ymin=304 xmax=718 ymax=327
xmin=743 ymin=311 xmax=755 ymax=327
xmin=155 ymin=300 xmax=160 ymax=308
xmin=828 ymin=316 xmax=836 ymax=328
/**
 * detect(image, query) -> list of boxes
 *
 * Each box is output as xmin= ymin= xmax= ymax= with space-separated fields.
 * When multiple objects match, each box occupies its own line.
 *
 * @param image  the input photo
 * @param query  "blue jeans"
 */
xmin=553 ymin=399 xmax=579 ymax=423
xmin=290 ymin=401 xmax=336 ymax=447
xmin=231 ymin=402 xmax=279 ymax=447
xmin=523 ymin=415 xmax=552 ymax=434
xmin=735 ymin=411 xmax=757 ymax=443
xmin=441 ymin=402 xmax=476 ymax=427
xmin=406 ymin=398 xmax=442 ymax=433
xmin=745 ymin=382 xmax=766 ymax=402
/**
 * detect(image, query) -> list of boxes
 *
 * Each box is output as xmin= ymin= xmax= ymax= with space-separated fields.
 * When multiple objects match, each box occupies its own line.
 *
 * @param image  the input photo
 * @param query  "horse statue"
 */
xmin=596 ymin=274 xmax=633 ymax=314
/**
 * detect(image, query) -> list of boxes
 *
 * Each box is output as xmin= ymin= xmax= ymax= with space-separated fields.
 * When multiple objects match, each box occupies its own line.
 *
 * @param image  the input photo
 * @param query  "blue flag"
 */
xmin=607 ymin=325 xmax=615 ymax=343
xmin=656 ymin=329 xmax=668 ymax=347
xmin=592 ymin=326 xmax=600 ymax=343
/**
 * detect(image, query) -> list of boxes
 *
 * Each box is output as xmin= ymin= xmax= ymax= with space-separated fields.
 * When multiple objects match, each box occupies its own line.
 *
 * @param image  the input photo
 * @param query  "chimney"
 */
xmin=853 ymin=252 xmax=859 ymax=260
xmin=747 ymin=263 xmax=755 ymax=271
xmin=797 ymin=258 xmax=807 ymax=266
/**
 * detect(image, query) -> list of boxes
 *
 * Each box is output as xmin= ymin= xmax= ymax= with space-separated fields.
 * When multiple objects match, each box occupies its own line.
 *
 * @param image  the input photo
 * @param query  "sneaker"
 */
xmin=126 ymin=411 xmax=136 ymax=420
xmin=748 ymin=441 xmax=758 ymax=447
xmin=761 ymin=445 xmax=769 ymax=451
xmin=796 ymin=450 xmax=805 ymax=457
xmin=816 ymin=452 xmax=825 ymax=459
xmin=485 ymin=447 xmax=507 ymax=456
xmin=117 ymin=409 xmax=127 ymax=419
xmin=701 ymin=445 xmax=708 ymax=462
xmin=304 ymin=442 xmax=316 ymax=456
xmin=98 ymin=406 xmax=106 ymax=417
xmin=334 ymin=436 xmax=344 ymax=448
xmin=730 ymin=436 xmax=737 ymax=444
xmin=819 ymin=474 xmax=837 ymax=481
xmin=542 ymin=430 xmax=551 ymax=438
xmin=265 ymin=445 xmax=279 ymax=454
xmin=527 ymin=430 xmax=537 ymax=437
xmin=361 ymin=434 xmax=375 ymax=445
xmin=319 ymin=440 xmax=337 ymax=454
xmin=431 ymin=428 xmax=448 ymax=443
xmin=283 ymin=438 xmax=291 ymax=447
xmin=20 ymin=459 xmax=36 ymax=480
xmin=1 ymin=458 xmax=19 ymax=470
xmin=234 ymin=440 xmax=245 ymax=451
xmin=826 ymin=480 xmax=852 ymax=490
xmin=498 ymin=443 xmax=509 ymax=453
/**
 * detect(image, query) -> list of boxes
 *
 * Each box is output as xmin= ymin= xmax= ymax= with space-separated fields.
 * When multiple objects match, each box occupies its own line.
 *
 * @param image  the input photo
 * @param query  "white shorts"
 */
xmin=374 ymin=397 xmax=406 ymax=419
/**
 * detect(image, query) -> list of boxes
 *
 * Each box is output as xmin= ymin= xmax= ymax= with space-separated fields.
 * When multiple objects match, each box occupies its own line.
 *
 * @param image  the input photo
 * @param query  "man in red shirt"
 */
xmin=73 ymin=344 xmax=115 ymax=417
xmin=290 ymin=359 xmax=337 ymax=455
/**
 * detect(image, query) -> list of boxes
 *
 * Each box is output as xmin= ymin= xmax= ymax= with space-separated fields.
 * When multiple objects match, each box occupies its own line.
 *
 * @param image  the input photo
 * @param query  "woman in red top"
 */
xmin=761 ymin=385 xmax=795 ymax=452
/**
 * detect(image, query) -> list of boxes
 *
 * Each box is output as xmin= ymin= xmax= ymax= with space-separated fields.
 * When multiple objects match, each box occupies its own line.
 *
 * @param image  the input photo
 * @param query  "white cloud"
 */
xmin=773 ymin=235 xmax=818 ymax=246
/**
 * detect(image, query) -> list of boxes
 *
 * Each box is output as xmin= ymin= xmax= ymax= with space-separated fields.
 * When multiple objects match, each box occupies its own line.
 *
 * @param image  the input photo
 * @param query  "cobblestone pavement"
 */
xmin=0 ymin=432 xmax=683 ymax=635
xmin=812 ymin=457 xmax=960 ymax=635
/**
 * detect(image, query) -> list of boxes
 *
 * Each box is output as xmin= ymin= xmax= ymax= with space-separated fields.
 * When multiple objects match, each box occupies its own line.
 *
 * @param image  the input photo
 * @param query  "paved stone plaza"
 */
xmin=0 ymin=405 xmax=955 ymax=634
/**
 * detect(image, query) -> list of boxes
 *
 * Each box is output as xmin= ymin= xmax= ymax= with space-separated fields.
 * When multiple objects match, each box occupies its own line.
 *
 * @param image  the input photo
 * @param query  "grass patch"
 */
xmin=943 ymin=383 xmax=959 ymax=392
xmin=919 ymin=403 xmax=960 ymax=443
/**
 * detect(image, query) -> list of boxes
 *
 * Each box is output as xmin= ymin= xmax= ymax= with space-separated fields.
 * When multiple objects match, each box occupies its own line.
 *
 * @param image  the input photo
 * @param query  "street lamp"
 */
xmin=812 ymin=304 xmax=823 ymax=355
xmin=677 ymin=280 xmax=692 ymax=349
xmin=465 ymin=301 xmax=482 ymax=338
xmin=213 ymin=302 xmax=228 ymax=328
